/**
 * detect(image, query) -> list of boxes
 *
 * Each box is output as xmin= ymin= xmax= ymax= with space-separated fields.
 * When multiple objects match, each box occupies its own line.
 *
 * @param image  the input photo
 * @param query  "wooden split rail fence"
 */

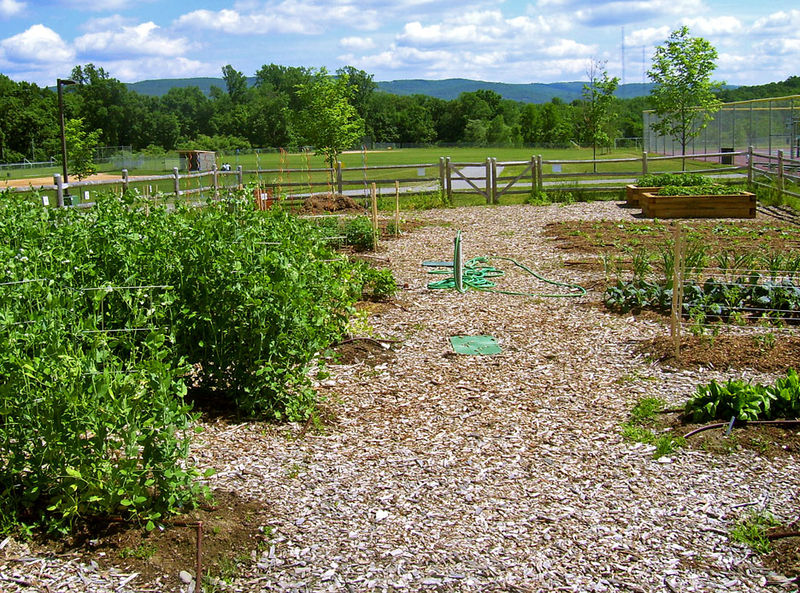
xmin=5 ymin=148 xmax=797 ymax=208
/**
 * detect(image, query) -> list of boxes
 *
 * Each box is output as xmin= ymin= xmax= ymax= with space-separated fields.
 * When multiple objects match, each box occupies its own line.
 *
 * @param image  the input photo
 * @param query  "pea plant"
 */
xmin=0 ymin=190 xmax=393 ymax=535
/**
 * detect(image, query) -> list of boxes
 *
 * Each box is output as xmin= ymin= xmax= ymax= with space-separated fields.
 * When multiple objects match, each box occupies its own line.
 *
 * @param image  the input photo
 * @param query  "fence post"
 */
xmin=445 ymin=157 xmax=452 ymax=204
xmin=173 ymin=167 xmax=180 ymax=198
xmin=484 ymin=157 xmax=492 ymax=204
xmin=370 ymin=183 xmax=379 ymax=250
xmin=237 ymin=165 xmax=244 ymax=189
xmin=778 ymin=149 xmax=785 ymax=193
xmin=670 ymin=224 xmax=684 ymax=360
xmin=212 ymin=164 xmax=219 ymax=199
xmin=536 ymin=155 xmax=543 ymax=193
xmin=747 ymin=146 xmax=753 ymax=186
xmin=336 ymin=161 xmax=343 ymax=195
xmin=394 ymin=180 xmax=400 ymax=237
xmin=439 ymin=157 xmax=445 ymax=194
xmin=122 ymin=169 xmax=129 ymax=194
xmin=531 ymin=155 xmax=537 ymax=196
xmin=642 ymin=151 xmax=648 ymax=175
xmin=491 ymin=157 xmax=498 ymax=204
xmin=55 ymin=173 xmax=64 ymax=208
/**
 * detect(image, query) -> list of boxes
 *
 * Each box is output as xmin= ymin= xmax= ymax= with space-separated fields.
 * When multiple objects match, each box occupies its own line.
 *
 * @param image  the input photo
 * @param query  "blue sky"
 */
xmin=0 ymin=0 xmax=797 ymax=87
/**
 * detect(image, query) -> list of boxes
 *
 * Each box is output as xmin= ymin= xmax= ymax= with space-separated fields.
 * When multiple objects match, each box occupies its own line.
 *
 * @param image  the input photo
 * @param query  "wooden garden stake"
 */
xmin=371 ymin=182 xmax=379 ymax=249
xmin=394 ymin=180 xmax=400 ymax=237
xmin=670 ymin=224 xmax=684 ymax=359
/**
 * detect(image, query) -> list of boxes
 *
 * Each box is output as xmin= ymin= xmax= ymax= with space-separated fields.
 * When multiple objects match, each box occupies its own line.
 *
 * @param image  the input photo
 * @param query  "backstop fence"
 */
xmin=644 ymin=95 xmax=800 ymax=161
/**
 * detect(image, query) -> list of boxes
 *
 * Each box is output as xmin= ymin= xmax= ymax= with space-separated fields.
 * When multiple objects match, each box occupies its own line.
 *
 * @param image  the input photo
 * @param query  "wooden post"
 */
xmin=172 ymin=167 xmax=180 ymax=198
xmin=394 ymin=180 xmax=400 ymax=237
xmin=747 ymin=145 xmax=753 ymax=186
xmin=484 ymin=157 xmax=492 ymax=204
xmin=670 ymin=224 xmax=684 ymax=360
xmin=237 ymin=165 xmax=244 ymax=189
xmin=212 ymin=164 xmax=219 ymax=200
xmin=370 ymin=182 xmax=379 ymax=250
xmin=122 ymin=169 xmax=129 ymax=194
xmin=445 ymin=157 xmax=452 ymax=204
xmin=642 ymin=151 xmax=648 ymax=175
xmin=536 ymin=155 xmax=544 ymax=193
xmin=491 ymin=157 xmax=498 ymax=204
xmin=55 ymin=173 xmax=64 ymax=208
xmin=336 ymin=161 xmax=343 ymax=195
xmin=438 ymin=157 xmax=445 ymax=194
xmin=531 ymin=155 xmax=537 ymax=195
xmin=778 ymin=149 xmax=785 ymax=192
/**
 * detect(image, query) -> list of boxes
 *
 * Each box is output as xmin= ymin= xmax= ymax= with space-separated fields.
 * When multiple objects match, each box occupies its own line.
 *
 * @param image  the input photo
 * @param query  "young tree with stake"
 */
xmin=582 ymin=59 xmax=619 ymax=172
xmin=648 ymin=26 xmax=723 ymax=170
xmin=293 ymin=69 xmax=365 ymax=185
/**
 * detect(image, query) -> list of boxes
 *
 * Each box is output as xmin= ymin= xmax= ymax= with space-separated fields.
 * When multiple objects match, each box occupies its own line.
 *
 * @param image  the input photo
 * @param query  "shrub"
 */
xmin=345 ymin=215 xmax=376 ymax=250
xmin=0 ymin=190 xmax=372 ymax=533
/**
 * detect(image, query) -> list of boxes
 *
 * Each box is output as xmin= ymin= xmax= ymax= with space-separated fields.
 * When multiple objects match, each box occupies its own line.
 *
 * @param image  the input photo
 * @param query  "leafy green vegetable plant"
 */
xmin=684 ymin=369 xmax=800 ymax=423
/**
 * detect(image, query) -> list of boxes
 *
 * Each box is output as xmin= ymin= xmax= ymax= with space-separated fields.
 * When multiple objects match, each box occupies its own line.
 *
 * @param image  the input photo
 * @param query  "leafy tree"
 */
xmin=221 ymin=65 xmax=248 ymax=103
xmin=336 ymin=66 xmax=376 ymax=120
xmin=581 ymin=59 xmax=619 ymax=170
xmin=648 ymin=26 xmax=723 ymax=168
xmin=293 ymin=69 xmax=365 ymax=179
xmin=0 ymin=75 xmax=58 ymax=163
xmin=70 ymin=64 xmax=133 ymax=147
xmin=64 ymin=117 xmax=101 ymax=180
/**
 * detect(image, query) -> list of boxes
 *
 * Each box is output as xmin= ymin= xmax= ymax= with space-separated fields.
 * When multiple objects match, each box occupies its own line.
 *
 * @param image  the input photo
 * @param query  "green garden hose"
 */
xmin=425 ymin=231 xmax=586 ymax=298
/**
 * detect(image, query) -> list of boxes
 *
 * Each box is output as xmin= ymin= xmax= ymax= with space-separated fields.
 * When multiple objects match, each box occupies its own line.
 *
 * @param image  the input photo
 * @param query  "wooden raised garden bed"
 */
xmin=624 ymin=184 xmax=660 ymax=207
xmin=640 ymin=191 xmax=756 ymax=219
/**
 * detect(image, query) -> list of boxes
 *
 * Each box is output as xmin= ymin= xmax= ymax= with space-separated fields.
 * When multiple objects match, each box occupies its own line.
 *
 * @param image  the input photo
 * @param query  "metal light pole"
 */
xmin=57 ymin=78 xmax=77 ymax=207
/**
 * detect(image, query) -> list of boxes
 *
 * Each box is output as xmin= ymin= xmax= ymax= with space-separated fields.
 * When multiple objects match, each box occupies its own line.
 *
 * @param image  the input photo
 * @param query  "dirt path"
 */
xmin=196 ymin=203 xmax=796 ymax=592
xmin=0 ymin=172 xmax=128 ymax=189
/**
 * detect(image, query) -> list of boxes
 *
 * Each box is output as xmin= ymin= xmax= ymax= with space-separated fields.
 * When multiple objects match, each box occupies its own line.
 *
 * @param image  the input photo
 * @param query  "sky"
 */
xmin=0 ymin=0 xmax=797 ymax=88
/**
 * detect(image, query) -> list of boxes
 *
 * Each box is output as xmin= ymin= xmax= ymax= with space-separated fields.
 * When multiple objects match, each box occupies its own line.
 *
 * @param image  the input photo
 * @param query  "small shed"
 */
xmin=179 ymin=150 xmax=216 ymax=172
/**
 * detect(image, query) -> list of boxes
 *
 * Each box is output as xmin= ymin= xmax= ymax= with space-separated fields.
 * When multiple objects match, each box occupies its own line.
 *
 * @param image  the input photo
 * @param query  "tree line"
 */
xmin=0 ymin=54 xmax=796 ymax=165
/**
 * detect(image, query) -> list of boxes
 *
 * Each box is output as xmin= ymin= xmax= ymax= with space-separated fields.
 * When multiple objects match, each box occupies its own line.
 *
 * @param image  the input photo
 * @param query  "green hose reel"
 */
xmin=423 ymin=231 xmax=586 ymax=298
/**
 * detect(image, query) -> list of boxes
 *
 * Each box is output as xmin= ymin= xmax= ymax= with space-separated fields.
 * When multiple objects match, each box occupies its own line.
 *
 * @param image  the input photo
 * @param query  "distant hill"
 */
xmin=375 ymin=78 xmax=655 ymax=103
xmin=125 ymin=76 xmax=656 ymax=104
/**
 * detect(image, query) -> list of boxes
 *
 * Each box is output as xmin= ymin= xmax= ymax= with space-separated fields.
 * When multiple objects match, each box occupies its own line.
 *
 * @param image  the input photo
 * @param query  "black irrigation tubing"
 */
xmin=684 ymin=419 xmax=800 ymax=439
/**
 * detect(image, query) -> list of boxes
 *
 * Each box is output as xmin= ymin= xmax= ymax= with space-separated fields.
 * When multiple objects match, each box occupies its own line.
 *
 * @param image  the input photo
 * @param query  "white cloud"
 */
xmin=397 ymin=10 xmax=573 ymax=49
xmin=106 ymin=56 xmax=215 ymax=82
xmin=80 ymin=15 xmax=137 ymax=32
xmin=753 ymin=38 xmax=800 ymax=57
xmin=625 ymin=26 xmax=670 ymax=47
xmin=0 ymin=24 xmax=74 ymax=63
xmin=751 ymin=9 xmax=800 ymax=34
xmin=680 ymin=16 xmax=743 ymax=37
xmin=0 ymin=0 xmax=26 ymax=18
xmin=75 ymin=21 xmax=193 ymax=59
xmin=535 ymin=0 xmax=706 ymax=26
xmin=340 ymin=36 xmax=376 ymax=50
xmin=176 ymin=8 xmax=315 ymax=35
xmin=175 ymin=2 xmax=382 ymax=36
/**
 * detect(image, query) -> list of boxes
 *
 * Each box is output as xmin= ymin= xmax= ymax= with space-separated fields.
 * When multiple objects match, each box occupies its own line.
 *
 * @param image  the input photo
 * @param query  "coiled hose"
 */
xmin=426 ymin=231 xmax=586 ymax=298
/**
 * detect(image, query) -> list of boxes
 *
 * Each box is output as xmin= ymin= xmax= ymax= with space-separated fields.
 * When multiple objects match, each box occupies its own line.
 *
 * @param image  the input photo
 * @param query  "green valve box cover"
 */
xmin=450 ymin=335 xmax=501 ymax=355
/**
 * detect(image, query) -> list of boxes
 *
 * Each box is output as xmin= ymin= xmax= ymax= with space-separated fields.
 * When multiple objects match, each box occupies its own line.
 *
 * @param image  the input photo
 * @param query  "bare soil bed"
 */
xmin=3 ymin=201 xmax=800 ymax=592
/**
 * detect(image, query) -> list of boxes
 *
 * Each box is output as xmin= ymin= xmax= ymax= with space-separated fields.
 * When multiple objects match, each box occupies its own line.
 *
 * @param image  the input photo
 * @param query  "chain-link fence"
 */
xmin=644 ymin=95 xmax=800 ymax=164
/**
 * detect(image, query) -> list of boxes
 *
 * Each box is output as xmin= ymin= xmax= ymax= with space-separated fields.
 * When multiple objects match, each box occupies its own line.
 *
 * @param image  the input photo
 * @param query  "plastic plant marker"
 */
xmin=450 ymin=335 xmax=501 ymax=355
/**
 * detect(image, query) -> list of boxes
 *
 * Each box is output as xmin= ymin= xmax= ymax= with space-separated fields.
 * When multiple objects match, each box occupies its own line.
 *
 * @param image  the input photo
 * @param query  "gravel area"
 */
xmin=2 ymin=201 xmax=798 ymax=592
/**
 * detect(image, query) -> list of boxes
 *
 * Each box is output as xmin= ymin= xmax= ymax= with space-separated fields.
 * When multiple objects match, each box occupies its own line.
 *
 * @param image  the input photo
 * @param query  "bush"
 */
xmin=0 ymin=190 xmax=371 ymax=533
xmin=345 ymin=215 xmax=376 ymax=250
